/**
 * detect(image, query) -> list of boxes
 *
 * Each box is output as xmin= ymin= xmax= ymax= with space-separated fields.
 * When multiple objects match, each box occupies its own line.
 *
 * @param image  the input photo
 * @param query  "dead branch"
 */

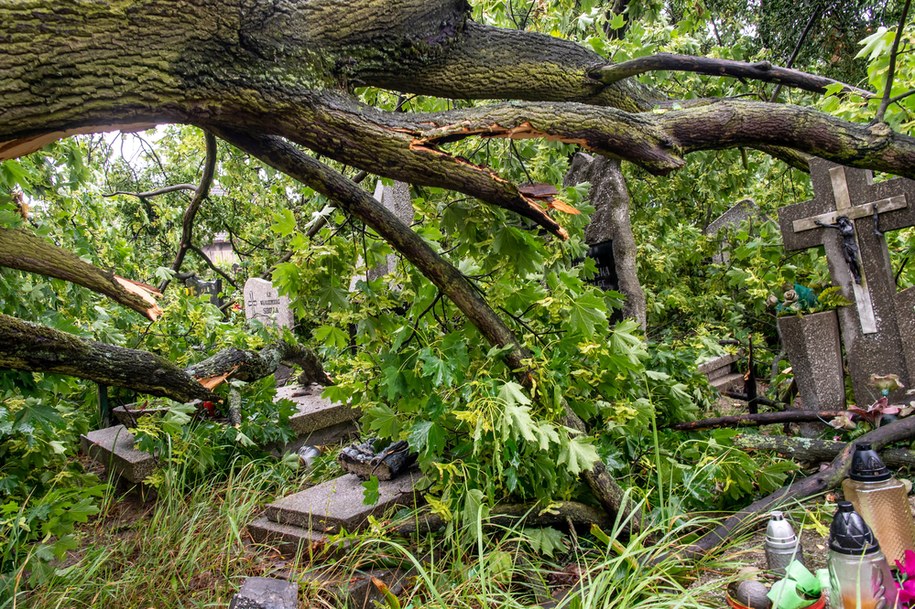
xmin=589 ymin=53 xmax=872 ymax=98
xmin=671 ymin=410 xmax=843 ymax=431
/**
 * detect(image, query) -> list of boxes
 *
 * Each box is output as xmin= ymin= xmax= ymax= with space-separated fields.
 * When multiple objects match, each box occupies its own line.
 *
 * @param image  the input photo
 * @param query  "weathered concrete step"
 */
xmin=275 ymin=385 xmax=360 ymax=440
xmin=80 ymin=425 xmax=157 ymax=483
xmin=265 ymin=472 xmax=420 ymax=533
xmin=711 ymin=372 xmax=745 ymax=394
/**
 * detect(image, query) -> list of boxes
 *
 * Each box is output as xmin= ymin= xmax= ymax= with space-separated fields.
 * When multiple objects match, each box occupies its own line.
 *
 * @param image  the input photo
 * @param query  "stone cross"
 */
xmin=779 ymin=158 xmax=915 ymax=406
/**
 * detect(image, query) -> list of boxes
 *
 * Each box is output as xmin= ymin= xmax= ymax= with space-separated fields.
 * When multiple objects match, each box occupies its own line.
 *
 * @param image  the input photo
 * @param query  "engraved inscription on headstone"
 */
xmin=778 ymin=158 xmax=915 ymax=406
xmin=244 ymin=278 xmax=294 ymax=329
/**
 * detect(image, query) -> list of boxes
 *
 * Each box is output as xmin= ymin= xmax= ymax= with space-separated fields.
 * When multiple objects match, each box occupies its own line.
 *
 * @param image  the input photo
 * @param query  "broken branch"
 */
xmin=0 ymin=227 xmax=162 ymax=320
xmin=671 ymin=410 xmax=843 ymax=431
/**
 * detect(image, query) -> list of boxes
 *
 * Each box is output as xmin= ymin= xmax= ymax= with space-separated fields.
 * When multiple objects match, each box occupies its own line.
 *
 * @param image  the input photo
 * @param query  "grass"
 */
xmin=7 ymin=442 xmax=775 ymax=609
xmin=10 ymin=457 xmax=305 ymax=609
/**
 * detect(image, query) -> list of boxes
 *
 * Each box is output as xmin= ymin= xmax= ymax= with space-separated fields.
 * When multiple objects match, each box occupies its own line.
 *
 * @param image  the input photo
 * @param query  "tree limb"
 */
xmin=0 ymin=227 xmax=162 ymax=320
xmin=159 ymin=132 xmax=218 ymax=292
xmin=769 ymin=5 xmax=822 ymax=102
xmin=671 ymin=410 xmax=843 ymax=431
xmin=876 ymin=0 xmax=913 ymax=123
xmin=0 ymin=313 xmax=214 ymax=402
xmin=210 ymin=129 xmax=639 ymax=531
xmin=676 ymin=412 xmax=915 ymax=560
xmin=734 ymin=434 xmax=915 ymax=469
xmin=589 ymin=53 xmax=873 ymax=98
xmin=104 ymin=184 xmax=198 ymax=199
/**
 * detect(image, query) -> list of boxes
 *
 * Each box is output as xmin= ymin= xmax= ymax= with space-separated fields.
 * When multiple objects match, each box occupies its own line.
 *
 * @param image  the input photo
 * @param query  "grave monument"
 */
xmin=778 ymin=158 xmax=915 ymax=408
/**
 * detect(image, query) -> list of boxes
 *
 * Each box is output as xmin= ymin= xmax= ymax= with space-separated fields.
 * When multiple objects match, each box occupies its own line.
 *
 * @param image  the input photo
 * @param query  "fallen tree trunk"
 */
xmin=0 ymin=227 xmax=162 ymax=320
xmin=676 ymin=413 xmax=915 ymax=560
xmin=0 ymin=312 xmax=329 ymax=402
xmin=214 ymin=129 xmax=640 ymax=533
xmin=187 ymin=342 xmax=332 ymax=387
xmin=734 ymin=434 xmax=915 ymax=469
xmin=671 ymin=410 xmax=843 ymax=431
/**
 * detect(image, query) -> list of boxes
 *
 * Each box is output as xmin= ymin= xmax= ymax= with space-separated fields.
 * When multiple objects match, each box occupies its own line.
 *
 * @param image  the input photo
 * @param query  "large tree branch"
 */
xmin=0 ymin=227 xmax=162 ymax=320
xmin=589 ymin=54 xmax=872 ymax=98
xmin=734 ymin=434 xmax=915 ymax=469
xmin=159 ymin=132 xmax=218 ymax=292
xmin=0 ymin=313 xmax=214 ymax=402
xmin=671 ymin=410 xmax=843 ymax=431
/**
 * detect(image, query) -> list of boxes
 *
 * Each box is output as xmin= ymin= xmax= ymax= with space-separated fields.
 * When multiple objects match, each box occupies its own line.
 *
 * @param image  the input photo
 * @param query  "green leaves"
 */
xmin=270 ymin=208 xmax=297 ymax=237
xmin=523 ymin=526 xmax=567 ymax=557
xmin=314 ymin=325 xmax=349 ymax=349
xmin=362 ymin=476 xmax=380 ymax=506
xmin=558 ymin=435 xmax=600 ymax=476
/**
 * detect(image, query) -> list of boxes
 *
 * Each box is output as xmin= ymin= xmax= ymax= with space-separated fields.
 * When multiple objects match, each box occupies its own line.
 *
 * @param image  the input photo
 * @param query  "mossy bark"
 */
xmin=0 ymin=228 xmax=162 ymax=320
xmin=0 ymin=313 xmax=215 ymax=402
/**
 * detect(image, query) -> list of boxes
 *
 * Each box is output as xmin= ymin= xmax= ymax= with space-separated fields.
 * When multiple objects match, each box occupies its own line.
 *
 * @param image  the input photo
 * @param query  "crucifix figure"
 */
xmin=779 ymin=158 xmax=915 ymax=407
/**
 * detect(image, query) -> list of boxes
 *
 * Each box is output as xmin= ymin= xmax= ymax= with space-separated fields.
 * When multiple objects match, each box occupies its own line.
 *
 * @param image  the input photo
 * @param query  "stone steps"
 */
xmin=698 ymin=353 xmax=738 ymax=381
xmin=81 ymin=384 xmax=359 ymax=483
xmin=249 ymin=472 xmax=420 ymax=555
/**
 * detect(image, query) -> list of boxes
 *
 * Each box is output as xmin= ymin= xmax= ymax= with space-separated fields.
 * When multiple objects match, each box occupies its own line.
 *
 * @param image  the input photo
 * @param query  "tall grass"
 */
xmin=12 ymin=458 xmax=298 ymax=609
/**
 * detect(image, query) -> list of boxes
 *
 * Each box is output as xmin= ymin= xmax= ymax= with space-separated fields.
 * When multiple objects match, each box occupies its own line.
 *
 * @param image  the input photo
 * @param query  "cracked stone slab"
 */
xmin=275 ymin=385 xmax=359 ymax=437
xmin=265 ymin=472 xmax=419 ymax=533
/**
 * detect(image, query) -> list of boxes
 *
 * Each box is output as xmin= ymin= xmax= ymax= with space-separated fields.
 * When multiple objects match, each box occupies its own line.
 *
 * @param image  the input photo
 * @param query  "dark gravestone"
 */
xmin=586 ymin=239 xmax=619 ymax=291
xmin=184 ymin=275 xmax=223 ymax=307
xmin=779 ymin=158 xmax=915 ymax=406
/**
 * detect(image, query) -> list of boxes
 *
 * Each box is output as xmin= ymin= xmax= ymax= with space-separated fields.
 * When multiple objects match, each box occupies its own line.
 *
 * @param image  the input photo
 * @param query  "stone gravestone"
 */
xmin=369 ymin=180 xmax=413 ymax=281
xmin=704 ymin=198 xmax=766 ymax=264
xmin=349 ymin=180 xmax=414 ymax=289
xmin=779 ymin=158 xmax=915 ymax=407
xmin=244 ymin=277 xmax=295 ymax=384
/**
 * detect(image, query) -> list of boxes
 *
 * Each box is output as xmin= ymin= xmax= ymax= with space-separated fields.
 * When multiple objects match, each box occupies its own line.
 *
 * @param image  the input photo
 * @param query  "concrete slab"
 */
xmin=229 ymin=577 xmax=297 ymax=609
xmin=265 ymin=472 xmax=419 ymax=533
xmin=80 ymin=425 xmax=156 ymax=483
xmin=275 ymin=385 xmax=360 ymax=437
xmin=698 ymin=353 xmax=737 ymax=376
